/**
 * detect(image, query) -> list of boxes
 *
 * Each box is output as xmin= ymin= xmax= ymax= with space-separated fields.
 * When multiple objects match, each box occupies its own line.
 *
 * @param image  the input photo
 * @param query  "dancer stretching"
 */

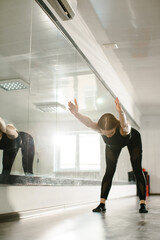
xmin=68 ymin=97 xmax=148 ymax=213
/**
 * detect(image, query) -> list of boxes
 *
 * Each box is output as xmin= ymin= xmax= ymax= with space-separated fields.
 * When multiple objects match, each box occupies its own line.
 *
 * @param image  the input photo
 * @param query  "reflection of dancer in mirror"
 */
xmin=68 ymin=97 xmax=148 ymax=213
xmin=0 ymin=117 xmax=35 ymax=175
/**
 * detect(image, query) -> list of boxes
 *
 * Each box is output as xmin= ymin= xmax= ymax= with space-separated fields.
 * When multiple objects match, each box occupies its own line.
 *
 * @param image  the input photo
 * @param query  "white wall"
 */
xmin=141 ymin=115 xmax=160 ymax=194
xmin=0 ymin=184 xmax=136 ymax=216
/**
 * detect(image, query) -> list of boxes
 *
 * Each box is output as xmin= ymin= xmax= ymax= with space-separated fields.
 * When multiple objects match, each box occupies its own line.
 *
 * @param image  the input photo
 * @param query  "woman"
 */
xmin=0 ymin=117 xmax=35 ymax=175
xmin=68 ymin=97 xmax=148 ymax=213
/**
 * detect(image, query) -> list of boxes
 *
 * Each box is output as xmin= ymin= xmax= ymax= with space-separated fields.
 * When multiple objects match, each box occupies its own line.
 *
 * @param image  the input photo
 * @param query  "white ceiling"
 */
xmin=77 ymin=0 xmax=160 ymax=115
xmin=1 ymin=0 xmax=160 ymax=126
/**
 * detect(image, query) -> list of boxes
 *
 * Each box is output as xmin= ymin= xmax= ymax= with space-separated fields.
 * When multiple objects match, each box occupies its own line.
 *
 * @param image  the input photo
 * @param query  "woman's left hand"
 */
xmin=115 ymin=97 xmax=123 ymax=113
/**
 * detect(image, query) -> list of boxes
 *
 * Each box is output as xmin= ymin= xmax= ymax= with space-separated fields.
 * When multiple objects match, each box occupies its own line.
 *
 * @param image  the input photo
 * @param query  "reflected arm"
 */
xmin=0 ymin=117 xmax=6 ymax=133
xmin=0 ymin=117 xmax=18 ymax=138
xmin=6 ymin=124 xmax=18 ymax=138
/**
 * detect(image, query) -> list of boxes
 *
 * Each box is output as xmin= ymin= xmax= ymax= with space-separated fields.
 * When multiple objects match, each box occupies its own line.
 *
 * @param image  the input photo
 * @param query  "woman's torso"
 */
xmin=101 ymin=127 xmax=131 ymax=149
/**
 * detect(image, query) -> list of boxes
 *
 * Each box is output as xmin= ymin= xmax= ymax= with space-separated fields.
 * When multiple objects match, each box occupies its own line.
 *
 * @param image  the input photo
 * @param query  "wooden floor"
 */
xmin=0 ymin=196 xmax=159 ymax=240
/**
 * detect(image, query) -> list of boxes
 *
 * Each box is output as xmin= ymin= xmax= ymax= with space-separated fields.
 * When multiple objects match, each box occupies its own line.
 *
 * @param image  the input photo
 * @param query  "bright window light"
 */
xmin=79 ymin=134 xmax=100 ymax=170
xmin=96 ymin=97 xmax=104 ymax=105
xmin=58 ymin=135 xmax=76 ymax=169
xmin=54 ymin=133 xmax=101 ymax=171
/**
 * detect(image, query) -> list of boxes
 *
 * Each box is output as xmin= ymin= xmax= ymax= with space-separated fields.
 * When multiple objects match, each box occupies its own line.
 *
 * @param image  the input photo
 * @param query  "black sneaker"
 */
xmin=139 ymin=208 xmax=148 ymax=213
xmin=139 ymin=204 xmax=148 ymax=213
xmin=92 ymin=203 xmax=106 ymax=213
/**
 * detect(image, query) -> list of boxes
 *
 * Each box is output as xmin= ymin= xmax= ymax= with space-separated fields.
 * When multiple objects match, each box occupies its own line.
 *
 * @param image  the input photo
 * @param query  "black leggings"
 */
xmin=2 ymin=132 xmax=35 ymax=175
xmin=101 ymin=129 xmax=146 ymax=201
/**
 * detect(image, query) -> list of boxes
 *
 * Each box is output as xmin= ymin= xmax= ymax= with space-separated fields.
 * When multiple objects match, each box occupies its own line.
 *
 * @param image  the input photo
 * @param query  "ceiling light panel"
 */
xmin=34 ymin=102 xmax=66 ymax=113
xmin=0 ymin=78 xmax=28 ymax=91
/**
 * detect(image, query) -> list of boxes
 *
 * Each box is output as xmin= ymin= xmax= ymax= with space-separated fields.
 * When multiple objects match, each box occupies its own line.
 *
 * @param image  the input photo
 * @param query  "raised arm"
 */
xmin=0 ymin=117 xmax=6 ymax=133
xmin=68 ymin=99 xmax=100 ymax=132
xmin=115 ymin=97 xmax=131 ymax=134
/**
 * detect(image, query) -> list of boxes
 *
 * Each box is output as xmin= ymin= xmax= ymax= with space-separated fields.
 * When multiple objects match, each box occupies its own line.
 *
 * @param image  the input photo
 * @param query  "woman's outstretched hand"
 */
xmin=115 ymin=97 xmax=123 ymax=113
xmin=68 ymin=99 xmax=79 ymax=115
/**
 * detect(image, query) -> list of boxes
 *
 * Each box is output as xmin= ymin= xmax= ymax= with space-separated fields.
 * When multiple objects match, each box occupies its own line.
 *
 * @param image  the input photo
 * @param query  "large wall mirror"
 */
xmin=0 ymin=0 xmax=137 ymax=184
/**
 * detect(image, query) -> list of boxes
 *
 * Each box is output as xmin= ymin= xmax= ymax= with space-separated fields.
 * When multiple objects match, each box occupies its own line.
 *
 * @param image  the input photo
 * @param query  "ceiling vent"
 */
xmin=103 ymin=43 xmax=118 ymax=49
xmin=47 ymin=0 xmax=75 ymax=21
